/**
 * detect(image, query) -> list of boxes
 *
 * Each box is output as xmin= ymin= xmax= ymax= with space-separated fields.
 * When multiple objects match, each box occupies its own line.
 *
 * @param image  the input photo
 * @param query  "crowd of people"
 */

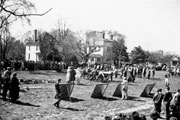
xmin=80 ymin=64 xmax=156 ymax=83
xmin=166 ymin=66 xmax=180 ymax=77
xmin=0 ymin=59 xmax=68 ymax=72
xmin=1 ymin=60 xmax=180 ymax=120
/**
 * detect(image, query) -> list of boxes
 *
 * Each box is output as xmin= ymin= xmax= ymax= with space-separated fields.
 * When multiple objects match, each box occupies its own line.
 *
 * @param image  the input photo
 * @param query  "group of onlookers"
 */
xmin=0 ymin=67 xmax=20 ymax=102
xmin=151 ymin=86 xmax=180 ymax=120
xmin=166 ymin=66 xmax=180 ymax=77
xmin=80 ymin=64 xmax=156 ymax=83
xmin=0 ymin=59 xmax=68 ymax=72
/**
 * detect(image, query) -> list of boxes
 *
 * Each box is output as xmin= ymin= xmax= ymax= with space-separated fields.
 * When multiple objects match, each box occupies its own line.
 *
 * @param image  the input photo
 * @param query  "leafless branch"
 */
xmin=0 ymin=4 xmax=52 ymax=17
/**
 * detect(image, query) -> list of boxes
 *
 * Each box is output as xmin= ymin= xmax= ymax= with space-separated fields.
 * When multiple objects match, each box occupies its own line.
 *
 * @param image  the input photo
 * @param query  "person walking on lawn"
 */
xmin=54 ymin=79 xmax=62 ymax=108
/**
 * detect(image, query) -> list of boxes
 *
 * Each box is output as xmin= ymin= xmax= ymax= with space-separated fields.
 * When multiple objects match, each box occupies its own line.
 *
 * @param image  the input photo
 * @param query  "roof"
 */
xmin=25 ymin=41 xmax=39 ymax=46
xmin=171 ymin=56 xmax=179 ymax=61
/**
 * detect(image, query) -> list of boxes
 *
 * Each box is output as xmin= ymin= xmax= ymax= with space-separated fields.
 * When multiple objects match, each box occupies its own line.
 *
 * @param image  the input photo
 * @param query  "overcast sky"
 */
xmin=10 ymin=0 xmax=180 ymax=55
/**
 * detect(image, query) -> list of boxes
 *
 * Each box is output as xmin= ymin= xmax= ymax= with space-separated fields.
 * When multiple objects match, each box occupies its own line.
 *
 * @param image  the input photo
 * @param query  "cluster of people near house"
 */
xmin=0 ymin=59 xmax=68 ymax=72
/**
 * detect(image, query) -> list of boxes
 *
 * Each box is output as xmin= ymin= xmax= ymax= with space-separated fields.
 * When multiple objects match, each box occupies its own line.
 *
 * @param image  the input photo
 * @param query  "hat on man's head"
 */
xmin=157 ymin=88 xmax=162 ymax=92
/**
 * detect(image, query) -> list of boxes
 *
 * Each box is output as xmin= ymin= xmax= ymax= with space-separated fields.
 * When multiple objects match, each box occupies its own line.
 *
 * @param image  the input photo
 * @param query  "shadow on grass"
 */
xmin=140 ymin=93 xmax=154 ymax=98
xmin=59 ymin=106 xmax=85 ymax=111
xmin=13 ymin=101 xmax=40 ymax=107
xmin=128 ymin=83 xmax=138 ymax=86
xmin=92 ymin=96 xmax=118 ymax=101
xmin=150 ymin=78 xmax=162 ymax=81
xmin=62 ymin=97 xmax=85 ymax=102
xmin=75 ymin=83 xmax=91 ymax=86
xmin=127 ymin=96 xmax=146 ymax=102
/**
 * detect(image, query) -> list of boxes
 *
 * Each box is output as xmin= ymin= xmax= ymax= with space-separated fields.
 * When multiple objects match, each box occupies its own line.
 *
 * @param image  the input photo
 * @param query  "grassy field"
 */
xmin=0 ymin=70 xmax=180 ymax=120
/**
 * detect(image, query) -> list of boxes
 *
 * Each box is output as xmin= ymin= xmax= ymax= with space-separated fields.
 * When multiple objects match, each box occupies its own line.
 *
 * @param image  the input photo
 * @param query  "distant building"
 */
xmin=87 ymin=31 xmax=119 ymax=64
xmin=25 ymin=41 xmax=40 ymax=62
xmin=170 ymin=56 xmax=180 ymax=67
xmin=25 ymin=29 xmax=40 ymax=62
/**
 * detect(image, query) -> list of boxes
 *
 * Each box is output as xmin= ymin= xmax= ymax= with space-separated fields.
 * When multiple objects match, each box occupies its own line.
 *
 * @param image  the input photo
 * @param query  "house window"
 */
xmin=36 ymin=45 xmax=38 ymax=51
xmin=28 ymin=54 xmax=30 ymax=60
xmin=29 ymin=46 xmax=31 ymax=50
xmin=107 ymin=46 xmax=111 ymax=52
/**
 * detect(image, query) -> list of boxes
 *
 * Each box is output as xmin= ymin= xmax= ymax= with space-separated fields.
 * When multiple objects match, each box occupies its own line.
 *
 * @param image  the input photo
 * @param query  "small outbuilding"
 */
xmin=170 ymin=56 xmax=180 ymax=67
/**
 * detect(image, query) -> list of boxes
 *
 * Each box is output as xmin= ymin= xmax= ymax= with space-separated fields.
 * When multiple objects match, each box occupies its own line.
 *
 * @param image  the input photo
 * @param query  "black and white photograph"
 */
xmin=0 ymin=0 xmax=180 ymax=120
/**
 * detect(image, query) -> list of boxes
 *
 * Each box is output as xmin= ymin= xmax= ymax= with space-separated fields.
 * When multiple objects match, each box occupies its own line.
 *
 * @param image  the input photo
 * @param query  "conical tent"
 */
xmin=140 ymin=82 xmax=156 ymax=97
xmin=91 ymin=83 xmax=108 ymax=98
xmin=112 ymin=83 xmax=122 ymax=97
xmin=58 ymin=83 xmax=74 ymax=101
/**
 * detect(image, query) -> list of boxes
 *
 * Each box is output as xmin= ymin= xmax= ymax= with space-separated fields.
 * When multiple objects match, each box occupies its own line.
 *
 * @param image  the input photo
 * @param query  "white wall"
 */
xmin=25 ymin=45 xmax=40 ymax=62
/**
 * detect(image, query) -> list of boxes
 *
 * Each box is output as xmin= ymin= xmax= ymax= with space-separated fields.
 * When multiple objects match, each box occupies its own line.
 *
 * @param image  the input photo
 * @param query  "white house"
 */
xmin=25 ymin=41 xmax=40 ymax=62
xmin=87 ymin=31 xmax=116 ymax=64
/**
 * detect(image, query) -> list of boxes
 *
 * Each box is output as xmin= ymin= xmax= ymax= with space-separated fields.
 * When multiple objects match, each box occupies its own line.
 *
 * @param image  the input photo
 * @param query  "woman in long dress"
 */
xmin=75 ymin=67 xmax=81 ymax=85
xmin=9 ymin=72 xmax=20 ymax=102
xmin=66 ymin=66 xmax=76 ymax=83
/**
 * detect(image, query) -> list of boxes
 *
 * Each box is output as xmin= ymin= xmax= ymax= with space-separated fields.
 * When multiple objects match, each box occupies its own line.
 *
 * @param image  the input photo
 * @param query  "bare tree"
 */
xmin=51 ymin=20 xmax=69 ymax=61
xmin=71 ymin=31 xmax=100 ymax=63
xmin=0 ymin=0 xmax=52 ymax=30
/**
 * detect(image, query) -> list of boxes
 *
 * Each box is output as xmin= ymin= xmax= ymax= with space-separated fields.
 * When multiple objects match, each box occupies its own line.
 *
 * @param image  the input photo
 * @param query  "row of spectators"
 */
xmin=0 ymin=59 xmax=68 ymax=72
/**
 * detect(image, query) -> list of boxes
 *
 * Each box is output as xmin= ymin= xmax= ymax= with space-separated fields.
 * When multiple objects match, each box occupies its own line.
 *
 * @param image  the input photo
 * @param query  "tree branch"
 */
xmin=0 ymin=4 xmax=52 ymax=17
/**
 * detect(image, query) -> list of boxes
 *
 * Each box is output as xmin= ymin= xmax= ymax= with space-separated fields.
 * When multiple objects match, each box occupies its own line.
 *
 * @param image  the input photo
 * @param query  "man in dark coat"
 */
xmin=9 ymin=72 xmax=20 ymax=102
xmin=163 ymin=87 xmax=173 ymax=120
xmin=54 ymin=79 xmax=62 ymax=108
xmin=153 ymin=88 xmax=164 ymax=117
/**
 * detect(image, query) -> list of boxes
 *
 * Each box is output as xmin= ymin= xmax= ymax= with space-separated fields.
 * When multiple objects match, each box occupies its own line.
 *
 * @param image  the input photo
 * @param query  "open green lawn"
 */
xmin=0 ymin=70 xmax=180 ymax=120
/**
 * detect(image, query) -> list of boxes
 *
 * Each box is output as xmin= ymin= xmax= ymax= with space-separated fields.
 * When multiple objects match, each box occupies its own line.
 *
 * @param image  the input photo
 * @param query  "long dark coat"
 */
xmin=9 ymin=76 xmax=20 ymax=101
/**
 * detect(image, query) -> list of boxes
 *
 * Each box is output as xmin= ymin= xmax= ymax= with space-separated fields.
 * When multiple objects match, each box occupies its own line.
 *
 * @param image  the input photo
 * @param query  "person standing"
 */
xmin=9 ymin=72 xmax=20 ymax=102
xmin=169 ymin=89 xmax=180 ymax=120
xmin=165 ymin=74 xmax=170 ymax=88
xmin=163 ymin=87 xmax=173 ymax=120
xmin=153 ymin=88 xmax=164 ymax=118
xmin=121 ymin=77 xmax=128 ymax=100
xmin=54 ymin=79 xmax=62 ymax=108
xmin=152 ymin=67 xmax=156 ymax=78
xmin=147 ymin=68 xmax=151 ymax=79
xmin=2 ymin=67 xmax=12 ymax=100
xmin=75 ymin=67 xmax=81 ymax=85
xmin=66 ymin=66 xmax=76 ymax=83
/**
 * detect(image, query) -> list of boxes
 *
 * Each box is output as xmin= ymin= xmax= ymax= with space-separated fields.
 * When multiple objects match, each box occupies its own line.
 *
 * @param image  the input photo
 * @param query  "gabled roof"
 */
xmin=171 ymin=56 xmax=179 ymax=61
